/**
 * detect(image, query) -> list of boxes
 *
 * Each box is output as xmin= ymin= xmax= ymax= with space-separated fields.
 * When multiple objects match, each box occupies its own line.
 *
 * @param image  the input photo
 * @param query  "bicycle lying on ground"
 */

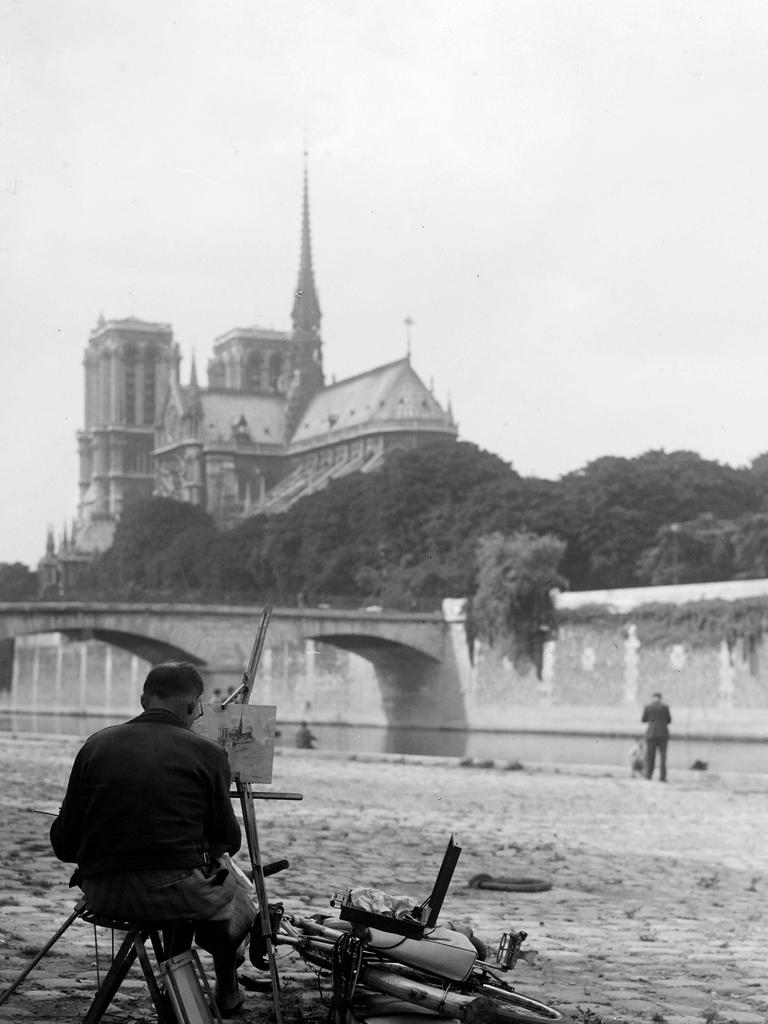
xmin=253 ymin=834 xmax=568 ymax=1024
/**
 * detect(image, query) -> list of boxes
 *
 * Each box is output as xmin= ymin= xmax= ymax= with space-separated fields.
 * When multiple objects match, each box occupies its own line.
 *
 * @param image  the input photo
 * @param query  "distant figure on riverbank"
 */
xmin=295 ymin=721 xmax=317 ymax=749
xmin=629 ymin=737 xmax=646 ymax=778
xmin=642 ymin=692 xmax=672 ymax=782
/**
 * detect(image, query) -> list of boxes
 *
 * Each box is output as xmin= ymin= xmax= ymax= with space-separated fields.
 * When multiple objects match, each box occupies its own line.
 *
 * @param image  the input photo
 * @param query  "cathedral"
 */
xmin=40 ymin=166 xmax=457 ymax=590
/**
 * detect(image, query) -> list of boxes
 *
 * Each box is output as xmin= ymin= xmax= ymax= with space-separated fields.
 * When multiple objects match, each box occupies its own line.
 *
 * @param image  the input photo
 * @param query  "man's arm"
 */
xmin=206 ymin=747 xmax=242 ymax=858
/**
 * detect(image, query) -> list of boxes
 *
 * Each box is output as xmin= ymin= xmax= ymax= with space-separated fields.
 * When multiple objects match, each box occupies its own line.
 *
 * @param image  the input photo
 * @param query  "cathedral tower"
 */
xmin=75 ymin=316 xmax=180 ymax=551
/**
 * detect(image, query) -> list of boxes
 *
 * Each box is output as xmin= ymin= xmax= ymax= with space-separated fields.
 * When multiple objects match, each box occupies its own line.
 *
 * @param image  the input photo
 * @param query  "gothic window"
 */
xmin=269 ymin=353 xmax=282 ymax=390
xmin=124 ymin=437 xmax=152 ymax=474
xmin=124 ymin=348 xmax=137 ymax=426
xmin=143 ymin=350 xmax=157 ymax=424
xmin=246 ymin=351 xmax=263 ymax=391
xmin=237 ymin=470 xmax=253 ymax=502
xmin=166 ymin=406 xmax=180 ymax=441
xmin=208 ymin=357 xmax=225 ymax=388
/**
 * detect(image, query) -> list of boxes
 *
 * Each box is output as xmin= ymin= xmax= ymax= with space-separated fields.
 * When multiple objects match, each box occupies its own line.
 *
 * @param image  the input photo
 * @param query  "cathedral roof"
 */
xmin=212 ymin=326 xmax=292 ymax=350
xmin=288 ymin=358 xmax=455 ymax=448
xmin=89 ymin=315 xmax=173 ymax=340
xmin=198 ymin=391 xmax=286 ymax=446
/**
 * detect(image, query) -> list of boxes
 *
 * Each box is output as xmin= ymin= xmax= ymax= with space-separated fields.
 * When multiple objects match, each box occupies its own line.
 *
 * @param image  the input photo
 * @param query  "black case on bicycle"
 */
xmin=339 ymin=834 xmax=461 ymax=940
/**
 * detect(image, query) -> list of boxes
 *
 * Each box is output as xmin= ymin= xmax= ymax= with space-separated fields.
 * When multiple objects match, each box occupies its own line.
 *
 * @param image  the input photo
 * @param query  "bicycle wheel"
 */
xmin=474 ymin=981 xmax=565 ymax=1023
xmin=360 ymin=965 xmax=566 ymax=1024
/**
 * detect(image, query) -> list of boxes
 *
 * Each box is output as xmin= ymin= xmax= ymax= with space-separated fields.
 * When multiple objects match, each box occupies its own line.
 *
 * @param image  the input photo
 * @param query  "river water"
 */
xmin=1 ymin=712 xmax=766 ymax=775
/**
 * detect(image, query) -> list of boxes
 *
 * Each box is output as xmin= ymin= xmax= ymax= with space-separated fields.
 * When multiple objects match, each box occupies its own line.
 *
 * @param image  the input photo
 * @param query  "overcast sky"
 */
xmin=3 ymin=0 xmax=768 ymax=567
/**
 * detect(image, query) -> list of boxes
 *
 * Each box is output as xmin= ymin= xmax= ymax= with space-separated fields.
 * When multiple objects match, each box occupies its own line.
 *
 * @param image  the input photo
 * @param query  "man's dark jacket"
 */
xmin=50 ymin=709 xmax=241 ymax=877
xmin=642 ymin=700 xmax=672 ymax=739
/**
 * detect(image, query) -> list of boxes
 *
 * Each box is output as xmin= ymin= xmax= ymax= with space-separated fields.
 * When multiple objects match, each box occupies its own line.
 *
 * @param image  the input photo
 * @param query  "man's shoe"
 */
xmin=239 ymin=973 xmax=273 ymax=993
xmin=249 ymin=927 xmax=269 ymax=970
xmin=249 ymin=902 xmax=284 ymax=970
xmin=213 ymin=985 xmax=246 ymax=1018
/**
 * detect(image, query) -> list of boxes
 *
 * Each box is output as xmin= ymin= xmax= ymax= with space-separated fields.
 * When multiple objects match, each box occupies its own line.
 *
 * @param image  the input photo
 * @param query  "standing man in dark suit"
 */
xmin=642 ymin=691 xmax=672 ymax=782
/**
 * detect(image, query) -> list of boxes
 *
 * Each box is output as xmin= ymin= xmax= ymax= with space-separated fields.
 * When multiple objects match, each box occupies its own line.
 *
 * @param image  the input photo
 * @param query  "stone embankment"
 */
xmin=0 ymin=734 xmax=766 ymax=1023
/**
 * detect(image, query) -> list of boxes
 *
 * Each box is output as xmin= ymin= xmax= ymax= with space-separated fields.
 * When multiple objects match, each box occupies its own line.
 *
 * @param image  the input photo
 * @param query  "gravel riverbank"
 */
xmin=0 ymin=734 xmax=766 ymax=1024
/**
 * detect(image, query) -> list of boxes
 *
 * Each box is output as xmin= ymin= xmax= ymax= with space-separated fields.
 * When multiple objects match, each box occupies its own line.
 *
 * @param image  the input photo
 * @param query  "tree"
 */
xmin=730 ymin=513 xmax=768 ymax=579
xmin=0 ymin=563 xmax=37 ymax=601
xmin=559 ymin=451 xmax=758 ymax=589
xmin=246 ymin=440 xmax=524 ymax=605
xmin=64 ymin=441 xmax=768 ymax=607
xmin=636 ymin=515 xmax=737 ymax=585
xmin=470 ymin=532 xmax=568 ymax=678
xmin=91 ymin=497 xmax=216 ymax=596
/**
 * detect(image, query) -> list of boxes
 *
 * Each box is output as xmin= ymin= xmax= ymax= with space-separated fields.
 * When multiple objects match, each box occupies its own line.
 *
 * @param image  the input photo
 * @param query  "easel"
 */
xmin=217 ymin=605 xmax=302 ymax=1024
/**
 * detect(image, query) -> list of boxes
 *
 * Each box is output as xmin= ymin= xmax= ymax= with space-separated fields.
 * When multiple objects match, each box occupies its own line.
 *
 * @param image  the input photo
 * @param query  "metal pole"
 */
xmin=224 ymin=606 xmax=283 ymax=1024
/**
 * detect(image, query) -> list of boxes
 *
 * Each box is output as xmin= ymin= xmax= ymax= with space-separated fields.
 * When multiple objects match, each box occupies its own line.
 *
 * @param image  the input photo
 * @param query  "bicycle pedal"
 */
xmin=497 ymin=929 xmax=528 ymax=970
xmin=239 ymin=974 xmax=273 ymax=992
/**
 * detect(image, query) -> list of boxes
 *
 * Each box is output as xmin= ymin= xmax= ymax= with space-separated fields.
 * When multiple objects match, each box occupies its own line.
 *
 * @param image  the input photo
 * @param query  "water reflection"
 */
xmin=297 ymin=723 xmax=768 ymax=774
xmin=382 ymin=727 xmax=467 ymax=757
xmin=1 ymin=712 xmax=766 ymax=774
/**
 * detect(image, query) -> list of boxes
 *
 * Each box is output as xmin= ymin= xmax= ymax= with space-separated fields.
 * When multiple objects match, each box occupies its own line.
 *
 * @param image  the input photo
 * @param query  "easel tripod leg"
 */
xmin=82 ymin=930 xmax=139 ymax=1024
xmin=239 ymin=781 xmax=283 ymax=1024
xmin=135 ymin=931 xmax=176 ymax=1024
xmin=0 ymin=904 xmax=82 ymax=1007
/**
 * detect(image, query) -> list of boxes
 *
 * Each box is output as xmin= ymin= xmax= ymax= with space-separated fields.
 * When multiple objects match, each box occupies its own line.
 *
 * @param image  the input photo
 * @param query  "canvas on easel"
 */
xmin=193 ymin=704 xmax=277 ymax=783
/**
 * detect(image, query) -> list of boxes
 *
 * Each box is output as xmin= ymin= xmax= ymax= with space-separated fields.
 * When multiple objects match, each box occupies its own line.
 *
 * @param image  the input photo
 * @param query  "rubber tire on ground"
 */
xmin=468 ymin=874 xmax=552 ymax=893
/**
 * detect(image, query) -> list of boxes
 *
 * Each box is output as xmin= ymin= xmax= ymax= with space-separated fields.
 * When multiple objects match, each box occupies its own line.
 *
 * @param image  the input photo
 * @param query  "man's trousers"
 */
xmin=645 ymin=737 xmax=668 ymax=781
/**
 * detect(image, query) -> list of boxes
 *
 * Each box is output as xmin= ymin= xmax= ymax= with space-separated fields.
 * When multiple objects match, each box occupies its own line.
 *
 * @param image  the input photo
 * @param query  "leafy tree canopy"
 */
xmin=0 ymin=563 xmax=37 ymax=601
xmin=558 ymin=450 xmax=758 ymax=588
xmin=47 ymin=442 xmax=768 ymax=607
xmin=84 ymin=497 xmax=217 ymax=597
xmin=470 ymin=531 xmax=568 ymax=677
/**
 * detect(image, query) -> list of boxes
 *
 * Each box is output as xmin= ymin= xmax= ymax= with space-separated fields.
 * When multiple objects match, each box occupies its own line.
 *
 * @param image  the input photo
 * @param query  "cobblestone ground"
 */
xmin=0 ymin=734 xmax=766 ymax=1024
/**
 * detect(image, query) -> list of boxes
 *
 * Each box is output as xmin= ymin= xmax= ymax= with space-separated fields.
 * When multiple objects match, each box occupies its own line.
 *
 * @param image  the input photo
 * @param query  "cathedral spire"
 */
xmin=186 ymin=349 xmax=203 ymax=436
xmin=291 ymin=152 xmax=322 ymax=339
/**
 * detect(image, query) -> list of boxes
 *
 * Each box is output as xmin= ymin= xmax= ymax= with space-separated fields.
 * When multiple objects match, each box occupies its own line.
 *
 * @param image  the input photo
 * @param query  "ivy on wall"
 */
xmin=559 ymin=597 xmax=768 ymax=661
xmin=469 ymin=531 xmax=568 ymax=679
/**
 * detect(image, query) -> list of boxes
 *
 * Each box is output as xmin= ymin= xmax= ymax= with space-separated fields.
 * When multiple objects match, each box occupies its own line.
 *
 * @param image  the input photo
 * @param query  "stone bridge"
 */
xmin=0 ymin=602 xmax=471 ymax=729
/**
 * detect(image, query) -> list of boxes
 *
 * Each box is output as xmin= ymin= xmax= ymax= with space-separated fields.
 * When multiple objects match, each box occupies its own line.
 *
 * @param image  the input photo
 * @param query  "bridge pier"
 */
xmin=198 ymin=663 xmax=246 ymax=702
xmin=309 ymin=632 xmax=468 ymax=731
xmin=372 ymin=649 xmax=467 ymax=730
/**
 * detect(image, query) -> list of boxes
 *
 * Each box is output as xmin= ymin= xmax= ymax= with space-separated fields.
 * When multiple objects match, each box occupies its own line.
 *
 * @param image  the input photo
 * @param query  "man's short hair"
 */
xmin=143 ymin=662 xmax=204 ymax=700
xmin=652 ymin=691 xmax=662 ymax=699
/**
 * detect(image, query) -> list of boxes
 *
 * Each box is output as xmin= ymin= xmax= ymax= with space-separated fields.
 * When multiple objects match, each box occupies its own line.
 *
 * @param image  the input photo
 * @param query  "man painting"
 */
xmin=50 ymin=662 xmax=256 ymax=1017
xmin=642 ymin=691 xmax=672 ymax=782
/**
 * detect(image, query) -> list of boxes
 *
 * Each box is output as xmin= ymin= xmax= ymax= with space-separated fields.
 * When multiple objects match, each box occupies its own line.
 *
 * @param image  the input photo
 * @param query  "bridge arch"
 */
xmin=44 ymin=627 xmax=203 ymax=667
xmin=304 ymin=633 xmax=460 ymax=728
